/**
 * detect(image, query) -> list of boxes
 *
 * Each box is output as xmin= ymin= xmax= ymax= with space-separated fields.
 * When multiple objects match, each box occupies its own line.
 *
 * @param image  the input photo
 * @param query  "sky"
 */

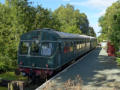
xmin=0 ymin=0 xmax=118 ymax=36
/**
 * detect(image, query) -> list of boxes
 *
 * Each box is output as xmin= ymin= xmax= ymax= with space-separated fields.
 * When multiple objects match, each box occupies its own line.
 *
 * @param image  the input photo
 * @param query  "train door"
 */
xmin=73 ymin=41 xmax=76 ymax=57
xmin=57 ymin=42 xmax=62 ymax=67
xmin=70 ymin=42 xmax=74 ymax=59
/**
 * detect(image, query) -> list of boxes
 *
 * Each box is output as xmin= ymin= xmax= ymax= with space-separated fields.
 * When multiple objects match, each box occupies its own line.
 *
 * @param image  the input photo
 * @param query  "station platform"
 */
xmin=36 ymin=48 xmax=120 ymax=90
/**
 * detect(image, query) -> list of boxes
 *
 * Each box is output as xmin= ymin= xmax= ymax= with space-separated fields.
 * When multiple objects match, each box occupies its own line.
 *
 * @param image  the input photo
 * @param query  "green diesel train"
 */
xmin=18 ymin=28 xmax=97 ymax=79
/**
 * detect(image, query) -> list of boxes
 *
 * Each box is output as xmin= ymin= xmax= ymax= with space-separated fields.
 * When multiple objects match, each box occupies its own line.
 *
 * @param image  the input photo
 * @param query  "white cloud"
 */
xmin=98 ymin=10 xmax=106 ymax=16
xmin=91 ymin=23 xmax=101 ymax=36
xmin=71 ymin=0 xmax=117 ymax=17
xmin=71 ymin=0 xmax=117 ymax=10
xmin=71 ymin=0 xmax=117 ymax=36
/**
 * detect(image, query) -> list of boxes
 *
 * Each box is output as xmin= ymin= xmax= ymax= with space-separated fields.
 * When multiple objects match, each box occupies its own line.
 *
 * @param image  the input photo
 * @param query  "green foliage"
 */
xmin=0 ymin=1 xmax=95 ymax=71
xmin=0 ymin=86 xmax=7 ymax=90
xmin=89 ymin=27 xmax=96 ymax=37
xmin=116 ymin=52 xmax=120 ymax=58
xmin=0 ymin=72 xmax=27 ymax=81
xmin=53 ymin=4 xmax=92 ymax=35
xmin=97 ymin=33 xmax=107 ymax=43
xmin=63 ymin=25 xmax=82 ymax=34
xmin=116 ymin=58 xmax=120 ymax=65
xmin=98 ymin=1 xmax=120 ymax=51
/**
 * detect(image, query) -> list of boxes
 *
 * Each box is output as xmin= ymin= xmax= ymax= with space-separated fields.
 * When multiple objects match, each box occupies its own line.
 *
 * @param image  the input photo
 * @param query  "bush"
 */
xmin=0 ymin=55 xmax=17 ymax=72
xmin=116 ymin=58 xmax=120 ymax=65
xmin=0 ymin=72 xmax=27 ymax=81
xmin=116 ymin=52 xmax=120 ymax=58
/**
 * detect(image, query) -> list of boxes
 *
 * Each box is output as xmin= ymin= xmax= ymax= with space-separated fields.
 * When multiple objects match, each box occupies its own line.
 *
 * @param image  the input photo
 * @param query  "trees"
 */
xmin=0 ymin=0 xmax=29 ymax=71
xmin=89 ymin=27 xmax=96 ymax=37
xmin=34 ymin=6 xmax=61 ymax=30
xmin=53 ymin=4 xmax=91 ymax=34
xmin=0 ymin=0 xmax=61 ymax=71
xmin=99 ymin=1 xmax=120 ymax=50
xmin=0 ymin=1 xmax=95 ymax=71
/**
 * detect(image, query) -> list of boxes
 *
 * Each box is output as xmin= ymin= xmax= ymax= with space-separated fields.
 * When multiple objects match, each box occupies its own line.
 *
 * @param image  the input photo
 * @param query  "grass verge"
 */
xmin=0 ymin=71 xmax=27 ymax=81
xmin=116 ymin=57 xmax=120 ymax=65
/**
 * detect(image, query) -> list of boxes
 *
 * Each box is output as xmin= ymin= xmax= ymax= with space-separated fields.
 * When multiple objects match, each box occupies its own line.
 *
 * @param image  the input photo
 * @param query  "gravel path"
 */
xmin=37 ymin=48 xmax=120 ymax=90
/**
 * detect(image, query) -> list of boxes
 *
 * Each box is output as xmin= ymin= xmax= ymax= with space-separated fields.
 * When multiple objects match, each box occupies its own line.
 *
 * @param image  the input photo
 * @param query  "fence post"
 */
xmin=8 ymin=81 xmax=25 ymax=90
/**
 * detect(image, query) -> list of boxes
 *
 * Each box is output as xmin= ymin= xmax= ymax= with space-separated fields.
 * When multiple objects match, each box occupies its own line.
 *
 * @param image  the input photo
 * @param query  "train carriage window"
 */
xmin=83 ymin=42 xmax=85 ymax=48
xmin=81 ymin=43 xmax=83 ymax=48
xmin=79 ymin=42 xmax=81 ymax=49
xmin=79 ymin=41 xmax=81 ymax=49
xmin=82 ymin=43 xmax=84 ymax=48
xmin=20 ymin=42 xmax=29 ymax=55
xmin=41 ymin=42 xmax=52 ymax=56
xmin=74 ymin=42 xmax=76 ymax=50
xmin=70 ymin=42 xmax=73 ymax=52
xmin=64 ymin=42 xmax=69 ymax=53
xmin=77 ymin=42 xmax=79 ymax=50
xmin=76 ymin=42 xmax=77 ymax=49
xmin=30 ymin=42 xmax=39 ymax=55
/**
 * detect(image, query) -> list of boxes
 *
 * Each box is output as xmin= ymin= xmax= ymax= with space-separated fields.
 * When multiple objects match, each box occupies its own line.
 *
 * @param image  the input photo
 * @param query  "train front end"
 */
xmin=18 ymin=29 xmax=59 ymax=79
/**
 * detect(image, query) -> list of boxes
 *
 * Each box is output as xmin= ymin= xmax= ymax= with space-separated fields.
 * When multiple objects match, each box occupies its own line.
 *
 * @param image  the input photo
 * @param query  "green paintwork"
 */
xmin=18 ymin=28 xmax=97 ymax=70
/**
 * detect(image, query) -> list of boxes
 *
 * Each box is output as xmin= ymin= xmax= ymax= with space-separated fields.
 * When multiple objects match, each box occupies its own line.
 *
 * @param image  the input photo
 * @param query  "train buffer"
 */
xmin=36 ymin=47 xmax=120 ymax=90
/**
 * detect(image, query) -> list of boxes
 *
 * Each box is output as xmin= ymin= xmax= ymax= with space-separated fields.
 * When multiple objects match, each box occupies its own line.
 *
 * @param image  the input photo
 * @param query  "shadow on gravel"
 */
xmin=53 ymin=47 xmax=120 ymax=89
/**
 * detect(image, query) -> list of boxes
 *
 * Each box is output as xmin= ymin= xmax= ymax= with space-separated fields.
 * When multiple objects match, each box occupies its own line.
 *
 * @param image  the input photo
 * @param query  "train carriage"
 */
xmin=18 ymin=28 xmax=97 ymax=79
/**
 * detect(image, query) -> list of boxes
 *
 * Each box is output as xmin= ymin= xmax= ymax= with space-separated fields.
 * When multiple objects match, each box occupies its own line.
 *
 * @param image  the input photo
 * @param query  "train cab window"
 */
xmin=41 ymin=42 xmax=52 ymax=56
xmin=20 ymin=42 xmax=29 ymax=55
xmin=30 ymin=42 xmax=39 ymax=55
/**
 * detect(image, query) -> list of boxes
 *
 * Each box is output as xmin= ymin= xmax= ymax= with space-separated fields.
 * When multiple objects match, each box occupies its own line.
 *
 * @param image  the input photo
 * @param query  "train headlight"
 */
xmin=46 ymin=64 xmax=48 ymax=68
xmin=20 ymin=61 xmax=23 ymax=65
xmin=22 ymin=72 xmax=26 ymax=76
xmin=32 ymin=63 xmax=35 ymax=67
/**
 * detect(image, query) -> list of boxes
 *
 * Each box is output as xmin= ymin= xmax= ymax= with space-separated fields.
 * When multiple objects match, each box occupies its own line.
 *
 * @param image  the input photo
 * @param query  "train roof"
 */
xmin=89 ymin=36 xmax=96 ymax=39
xmin=21 ymin=28 xmax=95 ymax=40
xmin=53 ymin=31 xmax=86 ymax=39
